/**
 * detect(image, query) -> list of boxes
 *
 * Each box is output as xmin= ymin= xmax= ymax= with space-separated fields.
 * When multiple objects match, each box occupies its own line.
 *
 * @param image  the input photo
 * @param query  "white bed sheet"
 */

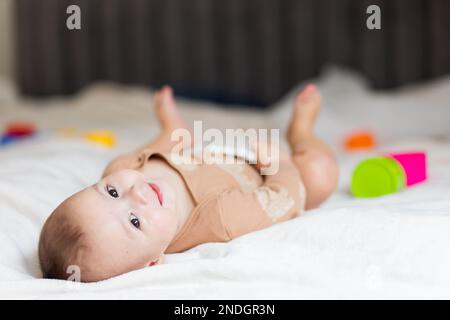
xmin=1 ymin=68 xmax=450 ymax=299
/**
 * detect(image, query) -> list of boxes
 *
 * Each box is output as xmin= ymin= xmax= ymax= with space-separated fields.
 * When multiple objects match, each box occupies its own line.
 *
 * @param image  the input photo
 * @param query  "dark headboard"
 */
xmin=16 ymin=0 xmax=450 ymax=106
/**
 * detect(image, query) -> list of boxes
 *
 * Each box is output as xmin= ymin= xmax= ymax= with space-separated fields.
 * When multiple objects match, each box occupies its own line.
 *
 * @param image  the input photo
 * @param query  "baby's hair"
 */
xmin=38 ymin=206 xmax=87 ymax=281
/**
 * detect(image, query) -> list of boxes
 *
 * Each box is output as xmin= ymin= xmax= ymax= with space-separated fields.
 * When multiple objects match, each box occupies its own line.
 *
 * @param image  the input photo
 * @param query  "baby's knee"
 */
xmin=292 ymin=150 xmax=339 ymax=209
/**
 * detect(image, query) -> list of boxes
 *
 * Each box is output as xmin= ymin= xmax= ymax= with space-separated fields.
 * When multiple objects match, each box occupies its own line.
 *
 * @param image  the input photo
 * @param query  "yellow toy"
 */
xmin=84 ymin=130 xmax=116 ymax=148
xmin=58 ymin=128 xmax=116 ymax=148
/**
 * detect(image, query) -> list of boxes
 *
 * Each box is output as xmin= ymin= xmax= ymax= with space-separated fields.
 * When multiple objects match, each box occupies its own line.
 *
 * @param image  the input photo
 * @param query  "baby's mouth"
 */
xmin=148 ymin=183 xmax=163 ymax=205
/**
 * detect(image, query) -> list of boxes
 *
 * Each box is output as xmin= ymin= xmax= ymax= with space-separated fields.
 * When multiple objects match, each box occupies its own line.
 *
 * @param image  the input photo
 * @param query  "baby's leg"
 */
xmin=143 ymin=86 xmax=192 ymax=152
xmin=155 ymin=86 xmax=190 ymax=134
xmin=286 ymin=84 xmax=339 ymax=209
xmin=102 ymin=86 xmax=190 ymax=176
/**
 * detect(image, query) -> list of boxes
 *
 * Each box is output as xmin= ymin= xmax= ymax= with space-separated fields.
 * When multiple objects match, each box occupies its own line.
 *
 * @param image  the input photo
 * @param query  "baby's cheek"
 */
xmin=153 ymin=209 xmax=178 ymax=234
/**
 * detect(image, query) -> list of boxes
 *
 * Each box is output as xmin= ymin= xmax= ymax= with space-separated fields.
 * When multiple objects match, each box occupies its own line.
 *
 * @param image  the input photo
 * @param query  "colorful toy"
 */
xmin=5 ymin=122 xmax=36 ymax=137
xmin=351 ymin=151 xmax=427 ymax=198
xmin=0 ymin=134 xmax=22 ymax=146
xmin=388 ymin=152 xmax=427 ymax=187
xmin=57 ymin=128 xmax=117 ymax=148
xmin=83 ymin=130 xmax=116 ymax=148
xmin=1 ymin=123 xmax=117 ymax=149
xmin=344 ymin=130 xmax=376 ymax=151
xmin=0 ymin=121 xmax=36 ymax=146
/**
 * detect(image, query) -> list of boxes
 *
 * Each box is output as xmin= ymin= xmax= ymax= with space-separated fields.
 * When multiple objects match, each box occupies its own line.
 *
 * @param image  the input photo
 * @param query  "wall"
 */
xmin=0 ymin=0 xmax=14 ymax=79
xmin=13 ymin=0 xmax=450 ymax=104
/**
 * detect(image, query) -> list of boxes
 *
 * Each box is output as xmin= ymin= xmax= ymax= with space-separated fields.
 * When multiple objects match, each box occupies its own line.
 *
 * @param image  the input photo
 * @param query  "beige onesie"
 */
xmin=144 ymin=147 xmax=306 ymax=253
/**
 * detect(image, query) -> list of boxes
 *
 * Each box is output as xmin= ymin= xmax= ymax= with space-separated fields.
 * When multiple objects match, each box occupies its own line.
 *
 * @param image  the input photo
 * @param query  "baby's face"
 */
xmin=63 ymin=169 xmax=179 ymax=281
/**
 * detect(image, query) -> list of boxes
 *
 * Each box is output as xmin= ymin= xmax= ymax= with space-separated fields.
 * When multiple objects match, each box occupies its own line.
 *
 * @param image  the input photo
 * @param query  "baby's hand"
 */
xmin=252 ymin=141 xmax=290 ymax=174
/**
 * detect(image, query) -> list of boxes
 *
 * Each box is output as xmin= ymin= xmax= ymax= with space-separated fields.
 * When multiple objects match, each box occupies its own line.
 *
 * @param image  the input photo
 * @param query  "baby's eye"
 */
xmin=130 ymin=214 xmax=140 ymax=229
xmin=106 ymin=185 xmax=119 ymax=198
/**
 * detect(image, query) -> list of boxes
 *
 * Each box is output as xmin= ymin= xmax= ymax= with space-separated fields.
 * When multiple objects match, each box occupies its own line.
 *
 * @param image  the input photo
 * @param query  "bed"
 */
xmin=1 ymin=68 xmax=450 ymax=299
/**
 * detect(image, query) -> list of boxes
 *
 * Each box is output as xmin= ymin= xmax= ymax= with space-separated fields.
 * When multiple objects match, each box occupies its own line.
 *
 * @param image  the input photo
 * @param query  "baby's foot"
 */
xmin=154 ymin=86 xmax=190 ymax=132
xmin=286 ymin=84 xmax=321 ymax=146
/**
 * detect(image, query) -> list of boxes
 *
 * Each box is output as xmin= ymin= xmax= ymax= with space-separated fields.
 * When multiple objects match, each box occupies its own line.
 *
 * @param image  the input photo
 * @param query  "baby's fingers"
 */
xmin=251 ymin=141 xmax=276 ymax=170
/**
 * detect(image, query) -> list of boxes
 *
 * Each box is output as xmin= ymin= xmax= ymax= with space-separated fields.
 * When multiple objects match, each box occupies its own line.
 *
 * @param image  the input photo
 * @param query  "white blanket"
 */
xmin=1 ymin=68 xmax=450 ymax=299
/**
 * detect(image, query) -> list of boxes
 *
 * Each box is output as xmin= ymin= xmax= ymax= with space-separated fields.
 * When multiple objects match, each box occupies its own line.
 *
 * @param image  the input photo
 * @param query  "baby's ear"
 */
xmin=148 ymin=254 xmax=165 ymax=267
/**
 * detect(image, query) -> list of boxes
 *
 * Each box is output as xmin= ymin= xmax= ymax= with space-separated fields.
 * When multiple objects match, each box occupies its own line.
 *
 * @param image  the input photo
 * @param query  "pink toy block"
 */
xmin=388 ymin=152 xmax=427 ymax=186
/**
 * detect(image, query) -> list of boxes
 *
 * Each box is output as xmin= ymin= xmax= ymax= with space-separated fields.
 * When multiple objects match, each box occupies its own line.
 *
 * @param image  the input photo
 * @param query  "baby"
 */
xmin=38 ymin=85 xmax=338 ymax=282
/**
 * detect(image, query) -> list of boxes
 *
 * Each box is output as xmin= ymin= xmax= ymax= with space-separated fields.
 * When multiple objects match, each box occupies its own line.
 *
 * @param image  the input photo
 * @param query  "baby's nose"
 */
xmin=128 ymin=185 xmax=149 ymax=205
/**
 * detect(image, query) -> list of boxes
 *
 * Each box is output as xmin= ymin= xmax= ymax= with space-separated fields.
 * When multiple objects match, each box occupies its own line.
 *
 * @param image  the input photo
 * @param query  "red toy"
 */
xmin=1 ymin=122 xmax=36 ymax=146
xmin=5 ymin=122 xmax=36 ymax=137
